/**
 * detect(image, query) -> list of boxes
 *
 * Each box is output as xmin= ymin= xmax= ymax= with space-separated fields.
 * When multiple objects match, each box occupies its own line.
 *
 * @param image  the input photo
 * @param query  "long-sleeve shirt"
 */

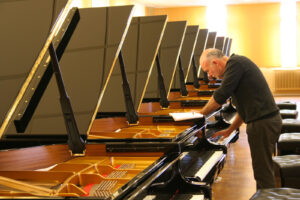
xmin=213 ymin=54 xmax=279 ymax=123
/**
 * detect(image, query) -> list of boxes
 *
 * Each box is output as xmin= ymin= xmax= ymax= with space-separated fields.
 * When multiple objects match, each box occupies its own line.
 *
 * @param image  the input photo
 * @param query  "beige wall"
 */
xmin=147 ymin=3 xmax=283 ymax=68
xmin=109 ymin=0 xmax=146 ymax=16
xmin=109 ymin=0 xmax=131 ymax=6
xmin=146 ymin=6 xmax=206 ymax=28
xmin=227 ymin=3 xmax=281 ymax=68
xmin=298 ymin=2 xmax=300 ymax=67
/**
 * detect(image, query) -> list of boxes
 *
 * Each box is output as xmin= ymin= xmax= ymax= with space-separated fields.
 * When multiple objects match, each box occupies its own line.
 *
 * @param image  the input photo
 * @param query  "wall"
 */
xmin=147 ymin=3 xmax=283 ymax=68
xmin=227 ymin=3 xmax=281 ymax=68
xmin=146 ymin=7 xmax=206 ymax=28
xmin=298 ymin=2 xmax=300 ymax=67
xmin=109 ymin=0 xmax=146 ymax=16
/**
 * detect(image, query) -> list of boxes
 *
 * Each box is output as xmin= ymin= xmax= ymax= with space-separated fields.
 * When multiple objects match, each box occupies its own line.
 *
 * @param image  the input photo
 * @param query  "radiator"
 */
xmin=274 ymin=69 xmax=300 ymax=91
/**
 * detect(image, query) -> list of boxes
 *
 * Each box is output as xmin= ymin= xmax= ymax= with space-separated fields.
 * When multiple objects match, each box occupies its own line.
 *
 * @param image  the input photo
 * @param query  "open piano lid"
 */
xmin=223 ymin=37 xmax=229 ymax=55
xmin=215 ymin=36 xmax=225 ymax=51
xmin=171 ymin=26 xmax=199 ymax=91
xmin=0 ymin=0 xmax=68 ymax=141
xmin=226 ymin=38 xmax=232 ymax=56
xmin=0 ymin=5 xmax=135 ymax=150
xmin=143 ymin=21 xmax=187 ymax=102
xmin=195 ymin=29 xmax=209 ymax=79
xmin=98 ymin=15 xmax=167 ymax=115
xmin=198 ymin=31 xmax=217 ymax=80
xmin=187 ymin=29 xmax=208 ymax=85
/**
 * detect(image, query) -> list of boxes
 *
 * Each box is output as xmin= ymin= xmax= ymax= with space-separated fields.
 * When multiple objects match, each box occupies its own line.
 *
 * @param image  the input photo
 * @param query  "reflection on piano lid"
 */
xmin=143 ymin=21 xmax=187 ymax=103
xmin=1 ymin=5 xmax=134 ymax=152
xmin=0 ymin=0 xmax=68 ymax=138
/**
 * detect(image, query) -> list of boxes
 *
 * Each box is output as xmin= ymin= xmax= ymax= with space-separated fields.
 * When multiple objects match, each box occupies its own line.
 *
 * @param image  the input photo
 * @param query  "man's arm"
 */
xmin=212 ymin=113 xmax=243 ymax=139
xmin=199 ymin=96 xmax=221 ymax=115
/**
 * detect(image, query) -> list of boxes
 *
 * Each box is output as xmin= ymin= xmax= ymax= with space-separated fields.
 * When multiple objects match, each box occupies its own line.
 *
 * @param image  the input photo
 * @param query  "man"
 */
xmin=199 ymin=48 xmax=282 ymax=189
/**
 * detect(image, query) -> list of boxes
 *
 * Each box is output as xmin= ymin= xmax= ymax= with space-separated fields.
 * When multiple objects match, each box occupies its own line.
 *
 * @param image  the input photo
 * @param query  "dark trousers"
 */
xmin=246 ymin=113 xmax=282 ymax=189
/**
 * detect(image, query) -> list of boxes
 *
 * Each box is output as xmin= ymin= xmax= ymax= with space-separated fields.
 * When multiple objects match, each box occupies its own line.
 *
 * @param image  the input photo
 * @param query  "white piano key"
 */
xmin=190 ymin=195 xmax=205 ymax=200
xmin=142 ymin=195 xmax=156 ymax=200
xmin=195 ymin=150 xmax=223 ymax=181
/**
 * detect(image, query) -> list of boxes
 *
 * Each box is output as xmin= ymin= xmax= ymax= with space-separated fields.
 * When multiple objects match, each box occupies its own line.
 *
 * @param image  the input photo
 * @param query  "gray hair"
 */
xmin=206 ymin=48 xmax=224 ymax=60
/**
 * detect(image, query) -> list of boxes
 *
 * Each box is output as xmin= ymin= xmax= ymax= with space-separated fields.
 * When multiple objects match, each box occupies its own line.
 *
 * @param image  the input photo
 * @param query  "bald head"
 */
xmin=200 ymin=48 xmax=224 ymax=66
xmin=200 ymin=48 xmax=228 ymax=79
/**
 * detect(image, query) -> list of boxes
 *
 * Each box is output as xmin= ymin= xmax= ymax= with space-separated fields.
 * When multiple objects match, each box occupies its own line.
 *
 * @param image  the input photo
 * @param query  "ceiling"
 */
xmin=133 ymin=0 xmax=299 ymax=8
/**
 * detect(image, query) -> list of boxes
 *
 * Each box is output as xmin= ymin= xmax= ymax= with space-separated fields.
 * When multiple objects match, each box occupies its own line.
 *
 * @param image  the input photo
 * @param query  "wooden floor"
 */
xmin=211 ymin=96 xmax=300 ymax=200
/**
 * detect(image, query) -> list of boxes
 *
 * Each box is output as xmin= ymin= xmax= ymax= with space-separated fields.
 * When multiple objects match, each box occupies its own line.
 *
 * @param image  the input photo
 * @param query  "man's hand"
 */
xmin=212 ymin=129 xmax=232 ymax=141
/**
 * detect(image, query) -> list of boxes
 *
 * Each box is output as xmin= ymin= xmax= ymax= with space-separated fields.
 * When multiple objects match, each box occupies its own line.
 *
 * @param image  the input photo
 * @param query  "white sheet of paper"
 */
xmin=169 ymin=112 xmax=203 ymax=121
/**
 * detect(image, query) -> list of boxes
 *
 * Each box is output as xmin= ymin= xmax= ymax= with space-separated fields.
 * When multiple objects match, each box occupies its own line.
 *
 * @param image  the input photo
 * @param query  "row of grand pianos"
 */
xmin=0 ymin=1 xmax=237 ymax=199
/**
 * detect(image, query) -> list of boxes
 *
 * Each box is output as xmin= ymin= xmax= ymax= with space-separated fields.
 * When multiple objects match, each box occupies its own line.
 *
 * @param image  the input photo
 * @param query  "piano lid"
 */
xmin=172 ymin=26 xmax=199 ymax=89
xmin=198 ymin=31 xmax=217 ymax=79
xmin=205 ymin=31 xmax=217 ymax=49
xmin=188 ymin=29 xmax=208 ymax=82
xmin=0 ymin=0 xmax=68 ymax=137
xmin=99 ymin=15 xmax=167 ymax=114
xmin=1 ymin=6 xmax=134 ymax=138
xmin=143 ymin=21 xmax=187 ymax=99
xmin=215 ymin=36 xmax=225 ymax=52
xmin=226 ymin=38 xmax=233 ymax=56
xmin=223 ymin=37 xmax=229 ymax=55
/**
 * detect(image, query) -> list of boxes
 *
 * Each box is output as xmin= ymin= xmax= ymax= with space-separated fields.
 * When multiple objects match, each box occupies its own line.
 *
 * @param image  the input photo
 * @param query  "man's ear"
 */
xmin=212 ymin=59 xmax=218 ymax=65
